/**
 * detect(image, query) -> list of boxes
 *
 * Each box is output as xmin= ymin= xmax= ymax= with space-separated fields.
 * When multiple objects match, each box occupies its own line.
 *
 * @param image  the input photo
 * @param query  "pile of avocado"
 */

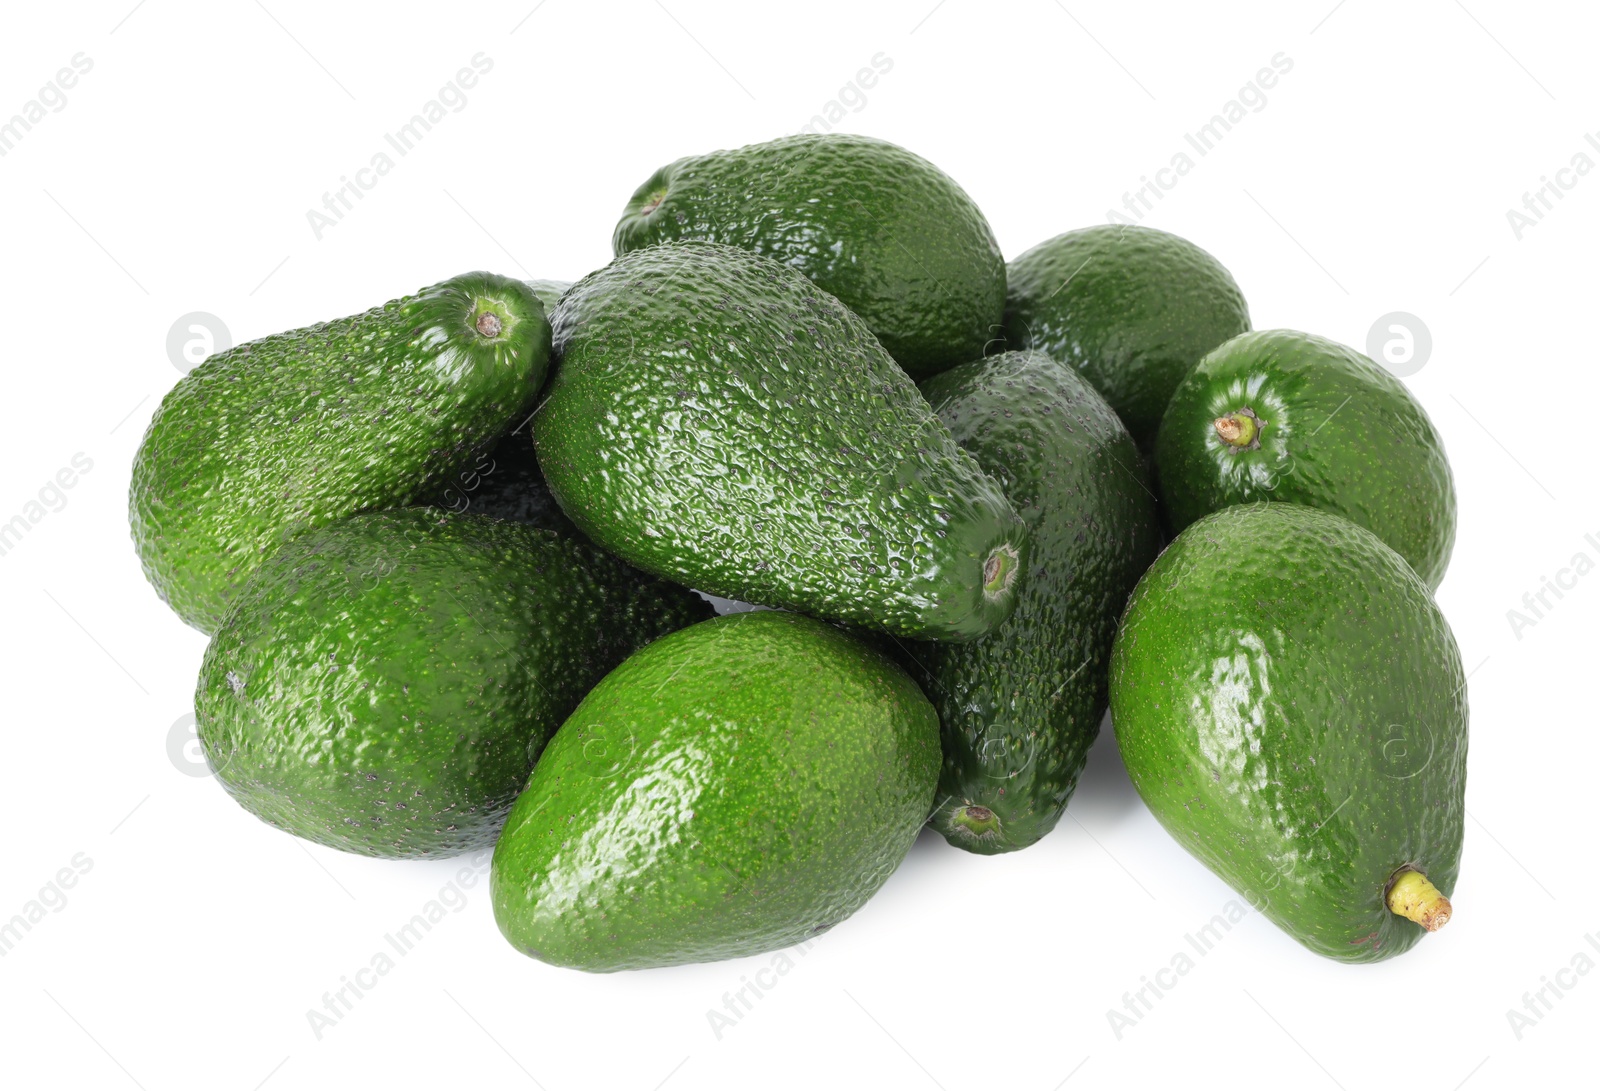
xmin=131 ymin=133 xmax=1465 ymax=971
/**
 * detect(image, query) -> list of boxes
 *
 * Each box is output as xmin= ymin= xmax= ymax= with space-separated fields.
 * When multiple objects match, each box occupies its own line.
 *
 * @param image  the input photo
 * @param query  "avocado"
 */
xmin=490 ymin=610 xmax=940 ymax=971
xmin=195 ymin=509 xmax=710 ymax=858
xmin=612 ymin=133 xmax=1005 ymax=379
xmin=1109 ymin=503 xmax=1467 ymax=962
xmin=524 ymin=278 xmax=571 ymax=313
xmin=534 ymin=242 xmax=1029 ymax=642
xmin=430 ymin=275 xmax=574 ymax=532
xmin=1155 ymin=328 xmax=1456 ymax=589
xmin=910 ymin=350 xmax=1161 ymax=853
xmin=131 ymin=272 xmax=552 ymax=632
xmin=1004 ymin=225 xmax=1250 ymax=449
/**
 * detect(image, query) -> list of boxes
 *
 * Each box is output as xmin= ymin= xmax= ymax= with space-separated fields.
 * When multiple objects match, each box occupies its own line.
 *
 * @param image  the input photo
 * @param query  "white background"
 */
xmin=1 ymin=2 xmax=1594 ymax=1088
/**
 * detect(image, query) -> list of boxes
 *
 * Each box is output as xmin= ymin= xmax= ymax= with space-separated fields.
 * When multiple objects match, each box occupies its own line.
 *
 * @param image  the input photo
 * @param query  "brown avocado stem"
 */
xmin=1214 ymin=408 xmax=1261 ymax=449
xmin=1386 ymin=868 xmax=1452 ymax=932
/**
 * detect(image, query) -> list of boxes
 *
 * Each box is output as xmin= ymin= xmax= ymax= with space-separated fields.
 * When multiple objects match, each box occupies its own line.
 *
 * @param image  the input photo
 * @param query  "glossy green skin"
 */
xmin=491 ymin=611 xmax=940 ymax=971
xmin=131 ymin=272 xmax=552 ymax=632
xmin=1110 ymin=503 xmax=1467 ymax=962
xmin=1004 ymin=225 xmax=1250 ymax=449
xmin=524 ymin=278 xmax=571 ymax=313
xmin=1156 ymin=329 xmax=1457 ymax=589
xmin=911 ymin=351 xmax=1161 ymax=853
xmin=426 ymin=279 xmax=577 ymax=532
xmin=196 ymin=510 xmax=710 ymax=859
xmin=535 ymin=242 xmax=1029 ymax=641
xmin=612 ymin=133 xmax=1005 ymax=379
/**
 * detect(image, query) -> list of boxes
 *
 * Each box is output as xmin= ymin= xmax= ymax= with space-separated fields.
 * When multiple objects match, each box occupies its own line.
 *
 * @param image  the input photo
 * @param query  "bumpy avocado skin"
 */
xmin=1155 ymin=329 xmax=1457 ymax=589
xmin=911 ymin=351 xmax=1161 ymax=853
xmin=612 ymin=133 xmax=1005 ymax=379
xmin=1109 ymin=503 xmax=1467 ymax=963
xmin=490 ymin=610 xmax=941 ymax=971
xmin=195 ymin=509 xmax=710 ymax=859
xmin=1004 ymin=225 xmax=1250 ymax=449
xmin=131 ymin=272 xmax=553 ymax=632
xmin=430 ymin=273 xmax=574 ymax=533
xmin=534 ymin=242 xmax=1029 ymax=642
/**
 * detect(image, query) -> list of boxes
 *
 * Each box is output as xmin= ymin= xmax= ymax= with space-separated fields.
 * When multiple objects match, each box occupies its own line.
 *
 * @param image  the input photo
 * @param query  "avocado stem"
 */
xmin=1386 ymin=869 xmax=1452 ymax=932
xmin=475 ymin=312 xmax=503 ymax=338
xmin=1214 ymin=409 xmax=1261 ymax=449
xmin=982 ymin=544 xmax=1019 ymax=601
xmin=950 ymin=804 xmax=1002 ymax=839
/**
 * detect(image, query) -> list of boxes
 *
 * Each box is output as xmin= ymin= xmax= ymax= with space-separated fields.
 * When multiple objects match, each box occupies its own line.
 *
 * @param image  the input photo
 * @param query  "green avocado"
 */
xmin=524 ymin=278 xmax=571 ymax=313
xmin=1109 ymin=503 xmax=1467 ymax=962
xmin=910 ymin=350 xmax=1161 ymax=853
xmin=131 ymin=272 xmax=552 ymax=632
xmin=1156 ymin=328 xmax=1456 ymax=589
xmin=490 ymin=610 xmax=940 ymax=971
xmin=195 ymin=509 xmax=710 ymax=858
xmin=430 ymin=272 xmax=573 ymax=533
xmin=612 ymin=133 xmax=1005 ymax=379
xmin=1004 ymin=225 xmax=1250 ymax=449
xmin=534 ymin=242 xmax=1029 ymax=642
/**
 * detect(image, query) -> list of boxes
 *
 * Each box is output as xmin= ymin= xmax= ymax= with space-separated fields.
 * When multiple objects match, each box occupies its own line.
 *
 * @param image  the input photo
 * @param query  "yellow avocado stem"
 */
xmin=1387 ymin=869 xmax=1452 ymax=932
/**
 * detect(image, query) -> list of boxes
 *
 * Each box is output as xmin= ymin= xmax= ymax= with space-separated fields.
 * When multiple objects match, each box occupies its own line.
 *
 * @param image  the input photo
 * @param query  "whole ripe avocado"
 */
xmin=131 ymin=272 xmax=551 ymax=632
xmin=195 ymin=509 xmax=710 ymax=858
xmin=1004 ymin=225 xmax=1250 ymax=449
xmin=534 ymin=241 xmax=1029 ymax=642
xmin=490 ymin=610 xmax=941 ymax=971
xmin=912 ymin=350 xmax=1161 ymax=853
xmin=1156 ymin=328 xmax=1456 ymax=589
xmin=1110 ymin=503 xmax=1467 ymax=962
xmin=429 ymin=278 xmax=577 ymax=532
xmin=612 ymin=133 xmax=1005 ymax=379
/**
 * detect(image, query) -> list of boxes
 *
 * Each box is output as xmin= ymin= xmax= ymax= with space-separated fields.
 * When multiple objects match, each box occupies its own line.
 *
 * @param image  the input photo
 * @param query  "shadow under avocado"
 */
xmin=1066 ymin=710 xmax=1145 ymax=827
